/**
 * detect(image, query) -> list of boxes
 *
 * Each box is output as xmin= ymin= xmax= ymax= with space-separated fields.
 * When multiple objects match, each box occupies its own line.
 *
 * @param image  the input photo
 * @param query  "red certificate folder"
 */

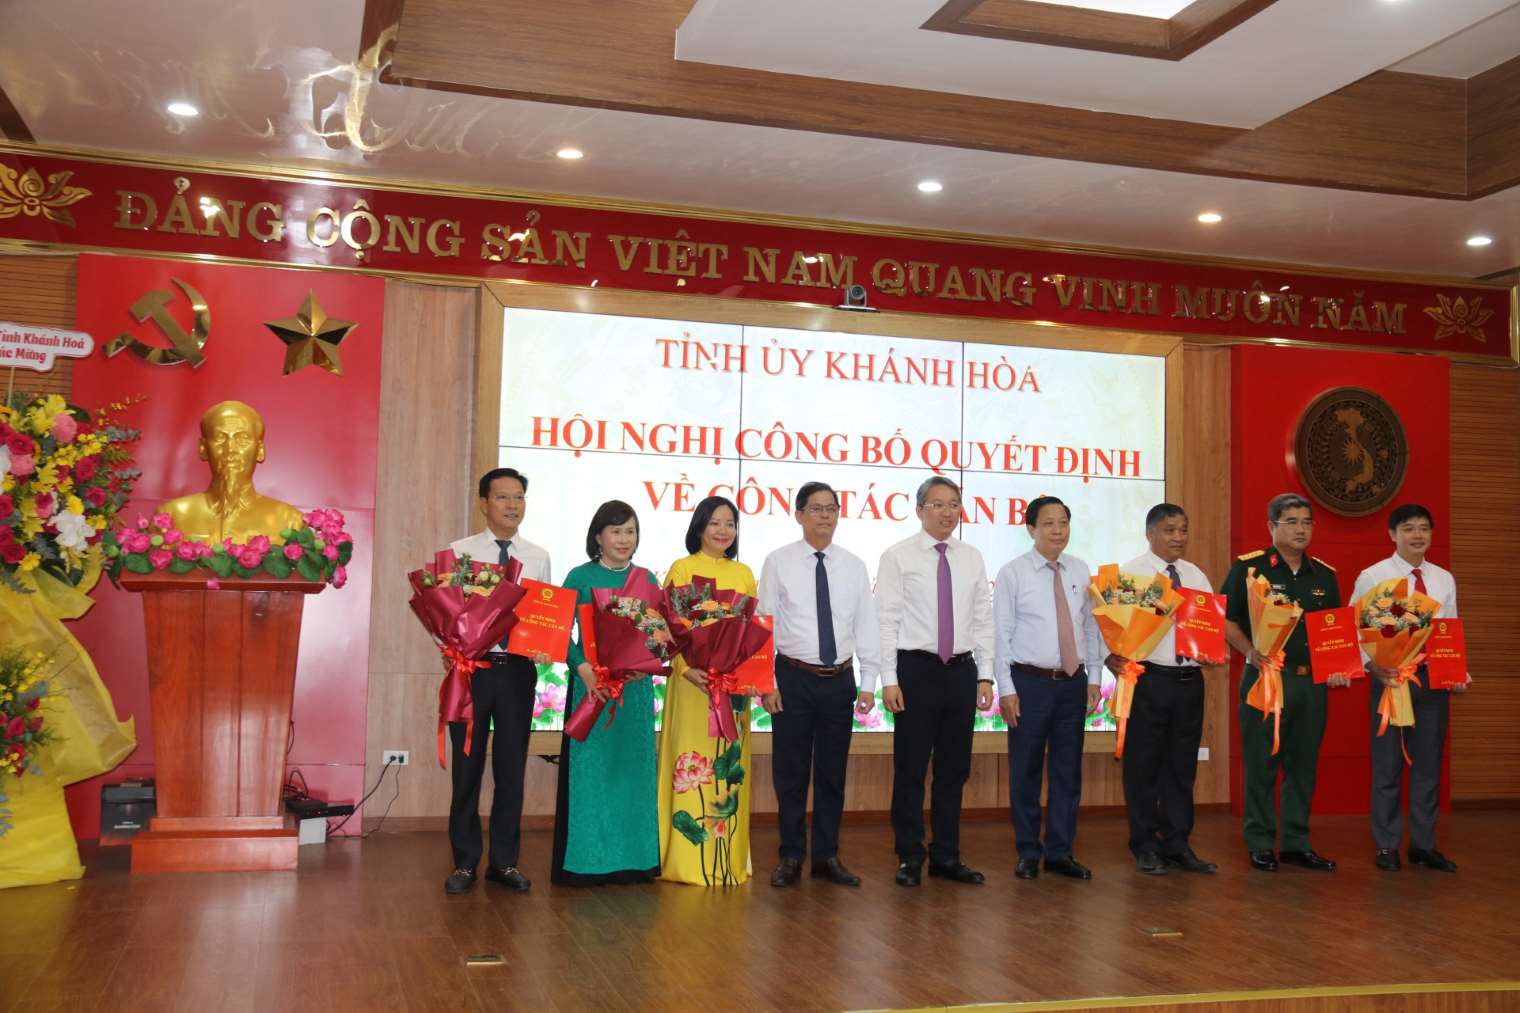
xmin=730 ymin=615 xmax=775 ymax=695
xmin=1173 ymin=588 xmax=1227 ymax=665
xmin=1425 ymin=618 xmax=1468 ymax=689
xmin=507 ymin=579 xmax=576 ymax=663
xmin=1305 ymin=606 xmax=1363 ymax=683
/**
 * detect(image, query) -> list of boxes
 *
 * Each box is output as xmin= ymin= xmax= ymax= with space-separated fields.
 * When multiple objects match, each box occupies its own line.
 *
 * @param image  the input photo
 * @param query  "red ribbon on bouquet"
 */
xmin=1109 ymin=659 xmax=1145 ymax=760
xmin=564 ymin=577 xmax=673 ymax=741
xmin=706 ymin=670 xmax=741 ymax=742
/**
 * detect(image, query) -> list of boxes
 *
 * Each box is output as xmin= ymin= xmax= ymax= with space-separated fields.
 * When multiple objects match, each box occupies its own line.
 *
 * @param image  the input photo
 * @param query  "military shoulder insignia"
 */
xmin=1238 ymin=549 xmax=1265 ymax=561
xmin=1312 ymin=556 xmax=1336 ymax=571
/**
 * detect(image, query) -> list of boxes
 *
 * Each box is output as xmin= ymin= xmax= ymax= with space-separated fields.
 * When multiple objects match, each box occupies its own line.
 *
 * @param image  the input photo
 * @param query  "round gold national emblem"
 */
xmin=1292 ymin=387 xmax=1407 ymax=517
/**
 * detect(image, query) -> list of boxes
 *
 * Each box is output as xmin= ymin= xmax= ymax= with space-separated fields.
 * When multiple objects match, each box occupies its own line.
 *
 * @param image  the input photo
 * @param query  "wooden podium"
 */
xmin=120 ymin=571 xmax=324 ymax=873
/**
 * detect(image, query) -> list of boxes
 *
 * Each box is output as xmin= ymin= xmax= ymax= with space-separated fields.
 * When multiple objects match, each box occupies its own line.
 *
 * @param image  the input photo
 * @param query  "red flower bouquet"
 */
xmin=667 ymin=575 xmax=773 ymax=742
xmin=407 ymin=549 xmax=526 ymax=766
xmin=563 ymin=566 xmax=676 ymax=741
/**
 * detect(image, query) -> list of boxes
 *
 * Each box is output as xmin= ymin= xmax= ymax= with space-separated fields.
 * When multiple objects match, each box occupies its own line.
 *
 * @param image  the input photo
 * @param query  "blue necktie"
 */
xmin=496 ymin=539 xmax=512 ymax=649
xmin=815 ymin=550 xmax=837 ymax=666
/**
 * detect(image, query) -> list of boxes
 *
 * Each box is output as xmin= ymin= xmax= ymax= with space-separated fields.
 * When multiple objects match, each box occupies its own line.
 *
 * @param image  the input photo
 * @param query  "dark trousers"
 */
xmin=1239 ymin=668 xmax=1326 ymax=852
xmin=1122 ymin=663 xmax=1205 ymax=857
xmin=771 ymin=659 xmax=856 ymax=862
xmin=1370 ymin=671 xmax=1449 ymax=851
xmin=890 ymin=651 xmax=977 ymax=866
xmin=1007 ymin=666 xmax=1088 ymax=861
xmin=447 ymin=654 xmax=536 ymax=870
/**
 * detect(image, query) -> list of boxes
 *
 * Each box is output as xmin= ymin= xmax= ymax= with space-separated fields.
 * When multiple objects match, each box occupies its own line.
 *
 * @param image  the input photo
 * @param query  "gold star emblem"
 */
xmin=264 ymin=291 xmax=357 ymax=375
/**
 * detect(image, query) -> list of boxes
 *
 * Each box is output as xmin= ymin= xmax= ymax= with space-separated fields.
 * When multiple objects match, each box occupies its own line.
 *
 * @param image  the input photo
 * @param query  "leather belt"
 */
xmin=1142 ymin=662 xmax=1200 ymax=677
xmin=1289 ymin=664 xmax=1311 ymax=677
xmin=902 ymin=649 xmax=974 ymax=667
xmin=777 ymin=654 xmax=852 ymax=678
xmin=1012 ymin=662 xmax=1085 ymax=681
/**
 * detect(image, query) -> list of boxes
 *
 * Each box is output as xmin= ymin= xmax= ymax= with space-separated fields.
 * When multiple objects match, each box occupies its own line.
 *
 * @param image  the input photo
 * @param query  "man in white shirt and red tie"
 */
xmin=1352 ymin=503 xmax=1467 ymax=874
xmin=759 ymin=481 xmax=881 ymax=888
xmin=994 ymin=495 xmax=1106 ymax=880
xmin=876 ymin=476 xmax=996 ymax=887
xmin=1109 ymin=503 xmax=1218 ymax=875
xmin=444 ymin=467 xmax=553 ymax=896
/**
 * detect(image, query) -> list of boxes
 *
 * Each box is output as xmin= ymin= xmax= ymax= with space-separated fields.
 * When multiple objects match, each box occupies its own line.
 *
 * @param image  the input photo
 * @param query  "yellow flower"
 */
xmin=65 ymin=494 xmax=83 ymax=515
xmin=18 ymin=552 xmax=40 ymax=572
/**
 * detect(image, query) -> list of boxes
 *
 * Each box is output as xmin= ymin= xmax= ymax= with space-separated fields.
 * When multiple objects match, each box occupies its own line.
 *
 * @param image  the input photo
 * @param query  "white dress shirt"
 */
xmin=875 ymin=531 xmax=994 ymax=686
xmin=759 ymin=540 xmax=883 ymax=691
xmin=450 ymin=529 xmax=552 ymax=584
xmin=1351 ymin=553 xmax=1459 ymax=667
xmin=992 ymin=550 xmax=1107 ymax=698
xmin=1122 ymin=551 xmax=1212 ymax=668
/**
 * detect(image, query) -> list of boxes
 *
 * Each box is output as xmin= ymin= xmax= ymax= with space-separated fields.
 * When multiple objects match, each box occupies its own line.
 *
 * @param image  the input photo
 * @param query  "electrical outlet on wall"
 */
xmin=383 ymin=750 xmax=409 ymax=767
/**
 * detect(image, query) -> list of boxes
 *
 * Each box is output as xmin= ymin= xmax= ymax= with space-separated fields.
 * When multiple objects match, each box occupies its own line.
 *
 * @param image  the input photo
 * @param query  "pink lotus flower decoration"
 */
xmin=672 ymin=750 xmax=714 ymax=794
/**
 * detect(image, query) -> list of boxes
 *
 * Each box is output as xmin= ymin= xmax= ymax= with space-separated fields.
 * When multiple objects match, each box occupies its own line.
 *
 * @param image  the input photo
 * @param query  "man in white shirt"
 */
xmin=443 ymin=467 xmax=553 ymax=896
xmin=1352 ymin=503 xmax=1467 ymax=874
xmin=759 ymin=481 xmax=882 ymax=888
xmin=1109 ymin=503 xmax=1218 ymax=876
xmin=994 ymin=495 xmax=1105 ymax=880
xmin=876 ymin=476 xmax=996 ymax=887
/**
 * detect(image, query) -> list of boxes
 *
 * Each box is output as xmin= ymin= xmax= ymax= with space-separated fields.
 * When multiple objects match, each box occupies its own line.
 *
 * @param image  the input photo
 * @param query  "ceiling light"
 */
xmin=166 ymin=101 xmax=199 ymax=117
xmin=556 ymin=147 xmax=584 ymax=160
xmin=916 ymin=180 xmax=943 ymax=194
xmin=1196 ymin=211 xmax=1223 ymax=224
xmin=1466 ymin=235 xmax=1493 ymax=247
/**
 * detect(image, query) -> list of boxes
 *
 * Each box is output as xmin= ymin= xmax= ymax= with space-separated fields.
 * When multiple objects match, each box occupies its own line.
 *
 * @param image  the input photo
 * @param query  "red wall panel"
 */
xmin=1228 ymin=344 xmax=1451 ymax=819
xmin=64 ymin=253 xmax=384 ymax=837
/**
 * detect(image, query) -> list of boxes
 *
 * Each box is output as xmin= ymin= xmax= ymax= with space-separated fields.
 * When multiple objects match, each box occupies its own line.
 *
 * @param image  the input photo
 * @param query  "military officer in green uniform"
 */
xmin=1220 ymin=492 xmax=1346 ymax=873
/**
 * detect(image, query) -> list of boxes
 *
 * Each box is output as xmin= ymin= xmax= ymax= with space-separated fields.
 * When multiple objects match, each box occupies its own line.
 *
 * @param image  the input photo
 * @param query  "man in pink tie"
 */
xmin=993 ymin=495 xmax=1106 ymax=880
xmin=875 ymin=476 xmax=996 ymax=887
xmin=1351 ymin=503 xmax=1467 ymax=874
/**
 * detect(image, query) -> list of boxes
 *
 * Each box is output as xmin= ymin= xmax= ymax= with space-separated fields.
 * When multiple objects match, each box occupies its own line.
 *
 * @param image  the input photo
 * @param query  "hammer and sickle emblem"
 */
xmin=104 ymin=278 xmax=211 ymax=366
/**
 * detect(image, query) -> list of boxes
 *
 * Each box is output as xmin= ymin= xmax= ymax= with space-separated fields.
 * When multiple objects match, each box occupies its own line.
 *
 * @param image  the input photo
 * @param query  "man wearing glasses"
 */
xmin=759 ymin=482 xmax=882 ymax=887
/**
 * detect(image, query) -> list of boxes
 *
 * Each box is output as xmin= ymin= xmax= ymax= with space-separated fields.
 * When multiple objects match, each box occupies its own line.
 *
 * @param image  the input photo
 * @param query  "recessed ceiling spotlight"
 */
xmin=1466 ymin=235 xmax=1493 ymax=247
xmin=166 ymin=101 xmax=199 ymax=117
xmin=1196 ymin=211 xmax=1223 ymax=224
xmin=917 ymin=180 xmax=943 ymax=194
xmin=556 ymin=147 xmax=584 ymax=160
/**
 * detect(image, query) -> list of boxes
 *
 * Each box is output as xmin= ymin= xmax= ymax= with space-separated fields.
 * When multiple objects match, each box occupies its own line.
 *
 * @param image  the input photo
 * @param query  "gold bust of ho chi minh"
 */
xmin=157 ymin=400 xmax=305 ymax=544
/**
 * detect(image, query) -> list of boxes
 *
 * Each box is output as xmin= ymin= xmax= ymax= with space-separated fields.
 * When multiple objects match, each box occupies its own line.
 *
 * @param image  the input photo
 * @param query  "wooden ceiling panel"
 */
xmin=1468 ymin=54 xmax=1520 ymax=199
xmin=384 ymin=0 xmax=1509 ymax=201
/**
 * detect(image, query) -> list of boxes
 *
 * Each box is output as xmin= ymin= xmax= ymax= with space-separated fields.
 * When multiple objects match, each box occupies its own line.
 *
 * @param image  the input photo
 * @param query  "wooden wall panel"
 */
xmin=0 ymin=253 xmax=75 ymax=397
xmin=1448 ymin=364 xmax=1520 ymax=800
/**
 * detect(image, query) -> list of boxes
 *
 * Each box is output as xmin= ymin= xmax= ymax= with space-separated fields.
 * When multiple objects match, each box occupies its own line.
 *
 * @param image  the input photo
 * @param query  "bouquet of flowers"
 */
xmin=667 ymin=575 xmax=773 ymax=742
xmin=564 ymin=566 xmax=676 ymax=741
xmin=1356 ymin=577 xmax=1440 ymax=747
xmin=407 ymin=549 xmax=526 ymax=766
xmin=104 ymin=508 xmax=353 ymax=588
xmin=1243 ymin=568 xmax=1304 ymax=755
xmin=1089 ymin=564 xmax=1183 ymax=758
xmin=0 ymin=650 xmax=55 ymax=838
xmin=1 ymin=393 xmax=140 ymax=592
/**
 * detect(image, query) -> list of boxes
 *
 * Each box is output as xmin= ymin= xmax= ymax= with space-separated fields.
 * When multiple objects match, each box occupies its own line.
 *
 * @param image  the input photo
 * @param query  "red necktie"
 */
xmin=1412 ymin=567 xmax=1426 ymax=595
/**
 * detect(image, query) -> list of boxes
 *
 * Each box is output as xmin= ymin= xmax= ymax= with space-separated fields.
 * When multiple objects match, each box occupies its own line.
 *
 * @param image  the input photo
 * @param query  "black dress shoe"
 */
xmin=928 ymin=861 xmax=985 ymax=884
xmin=811 ymin=857 xmax=861 ymax=886
xmin=770 ymin=857 xmax=803 ymax=887
xmin=444 ymin=868 xmax=476 ymax=895
xmin=1248 ymin=849 xmax=1278 ymax=872
xmin=1162 ymin=848 xmax=1217 ymax=874
xmin=1375 ymin=849 xmax=1402 ymax=872
xmin=484 ymin=865 xmax=532 ymax=891
xmin=1014 ymin=858 xmax=1039 ymax=880
xmin=1135 ymin=852 xmax=1168 ymax=876
xmin=1409 ymin=848 xmax=1458 ymax=872
xmin=895 ymin=862 xmax=922 ymax=887
xmin=1278 ymin=849 xmax=1336 ymax=872
xmin=1044 ymin=857 xmax=1092 ymax=880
